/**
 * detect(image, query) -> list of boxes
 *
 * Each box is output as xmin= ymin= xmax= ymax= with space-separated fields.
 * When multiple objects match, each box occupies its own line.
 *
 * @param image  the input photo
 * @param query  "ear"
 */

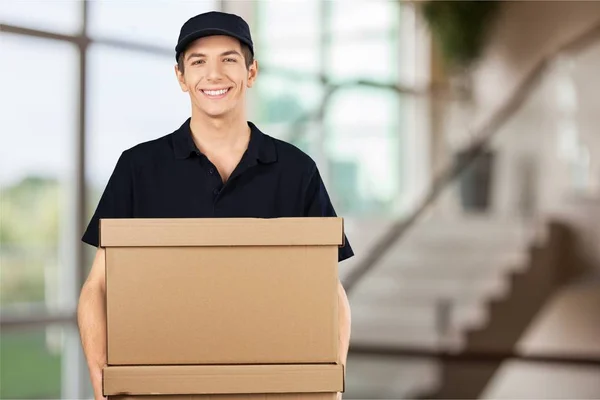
xmin=246 ymin=60 xmax=258 ymax=88
xmin=174 ymin=64 xmax=189 ymax=93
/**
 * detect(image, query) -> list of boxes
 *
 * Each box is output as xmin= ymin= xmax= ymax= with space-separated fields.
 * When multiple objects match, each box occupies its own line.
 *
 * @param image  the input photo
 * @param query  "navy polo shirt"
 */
xmin=82 ymin=118 xmax=354 ymax=262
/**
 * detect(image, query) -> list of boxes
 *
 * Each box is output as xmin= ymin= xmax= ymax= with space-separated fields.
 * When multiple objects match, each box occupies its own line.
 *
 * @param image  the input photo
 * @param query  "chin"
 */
xmin=193 ymin=99 xmax=239 ymax=119
xmin=203 ymin=109 xmax=231 ymax=119
xmin=201 ymin=104 xmax=239 ymax=118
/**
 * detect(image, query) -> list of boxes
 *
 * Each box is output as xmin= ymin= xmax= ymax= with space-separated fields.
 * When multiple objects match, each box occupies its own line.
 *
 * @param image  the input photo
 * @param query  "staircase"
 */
xmin=336 ymin=22 xmax=600 ymax=399
xmin=340 ymin=216 xmax=577 ymax=399
xmin=432 ymin=220 xmax=579 ymax=398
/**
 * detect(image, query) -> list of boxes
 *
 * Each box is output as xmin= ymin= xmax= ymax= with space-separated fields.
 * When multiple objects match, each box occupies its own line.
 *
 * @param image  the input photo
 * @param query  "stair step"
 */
xmin=402 ymin=226 xmax=528 ymax=242
xmin=481 ymin=360 xmax=600 ymax=399
xmin=374 ymin=260 xmax=526 ymax=279
xmin=413 ymin=215 xmax=527 ymax=230
xmin=350 ymin=301 xmax=488 ymax=330
xmin=343 ymin=217 xmax=529 ymax=250
xmin=350 ymin=274 xmax=510 ymax=301
xmin=378 ymin=249 xmax=527 ymax=269
xmin=350 ymin=323 xmax=465 ymax=349
xmin=345 ymin=354 xmax=440 ymax=399
xmin=405 ymin=229 xmax=528 ymax=243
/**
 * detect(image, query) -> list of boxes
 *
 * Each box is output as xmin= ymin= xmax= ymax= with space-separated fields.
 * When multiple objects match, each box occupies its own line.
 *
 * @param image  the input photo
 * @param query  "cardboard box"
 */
xmin=103 ymin=364 xmax=344 ymax=398
xmin=109 ymin=395 xmax=335 ymax=400
xmin=101 ymin=217 xmax=343 ymax=365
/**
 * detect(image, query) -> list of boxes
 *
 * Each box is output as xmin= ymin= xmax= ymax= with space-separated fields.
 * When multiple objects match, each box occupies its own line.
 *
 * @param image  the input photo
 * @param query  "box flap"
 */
xmin=100 ymin=218 xmax=343 ymax=248
xmin=103 ymin=364 xmax=344 ymax=396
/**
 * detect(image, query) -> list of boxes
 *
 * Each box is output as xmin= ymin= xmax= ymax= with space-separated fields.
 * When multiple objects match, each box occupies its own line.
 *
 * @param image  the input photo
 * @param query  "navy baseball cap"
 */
xmin=175 ymin=11 xmax=254 ymax=61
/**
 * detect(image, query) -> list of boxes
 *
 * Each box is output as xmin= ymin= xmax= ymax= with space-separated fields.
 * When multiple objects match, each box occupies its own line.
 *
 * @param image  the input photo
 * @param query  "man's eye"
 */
xmin=224 ymin=58 xmax=237 ymax=62
xmin=191 ymin=60 xmax=205 ymax=65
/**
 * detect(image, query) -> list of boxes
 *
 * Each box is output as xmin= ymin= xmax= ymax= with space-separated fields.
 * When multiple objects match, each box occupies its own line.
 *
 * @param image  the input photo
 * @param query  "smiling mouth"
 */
xmin=201 ymin=88 xmax=231 ymax=99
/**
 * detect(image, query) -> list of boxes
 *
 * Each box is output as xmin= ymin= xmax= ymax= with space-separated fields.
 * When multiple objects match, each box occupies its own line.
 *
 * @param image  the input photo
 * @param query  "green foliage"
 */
xmin=1 ymin=176 xmax=62 ymax=306
xmin=0 ymin=330 xmax=62 ymax=398
xmin=421 ymin=0 xmax=501 ymax=70
xmin=0 ymin=257 xmax=46 ymax=305
xmin=0 ymin=176 xmax=61 ymax=245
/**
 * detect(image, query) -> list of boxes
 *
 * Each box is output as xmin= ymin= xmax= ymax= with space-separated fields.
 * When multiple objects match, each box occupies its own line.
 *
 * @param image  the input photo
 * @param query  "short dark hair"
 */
xmin=177 ymin=42 xmax=254 ymax=73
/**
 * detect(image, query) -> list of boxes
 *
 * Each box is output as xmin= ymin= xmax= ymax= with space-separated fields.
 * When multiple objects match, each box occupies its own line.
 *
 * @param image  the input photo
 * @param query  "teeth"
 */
xmin=203 ymin=89 xmax=228 ymax=96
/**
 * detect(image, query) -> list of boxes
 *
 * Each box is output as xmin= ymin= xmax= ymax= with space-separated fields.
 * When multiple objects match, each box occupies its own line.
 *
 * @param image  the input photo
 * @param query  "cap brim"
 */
xmin=175 ymin=28 xmax=253 ymax=60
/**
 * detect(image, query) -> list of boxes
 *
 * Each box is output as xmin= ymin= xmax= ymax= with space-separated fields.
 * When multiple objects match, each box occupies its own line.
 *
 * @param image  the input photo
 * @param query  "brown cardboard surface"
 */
xmin=100 ymin=218 xmax=344 ymax=247
xmin=104 ymin=218 xmax=341 ymax=365
xmin=103 ymin=364 xmax=344 ymax=396
xmin=109 ymin=394 xmax=336 ymax=400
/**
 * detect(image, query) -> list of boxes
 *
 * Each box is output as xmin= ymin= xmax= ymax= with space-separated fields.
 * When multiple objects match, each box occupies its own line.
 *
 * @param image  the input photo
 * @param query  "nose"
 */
xmin=205 ymin=60 xmax=223 ymax=82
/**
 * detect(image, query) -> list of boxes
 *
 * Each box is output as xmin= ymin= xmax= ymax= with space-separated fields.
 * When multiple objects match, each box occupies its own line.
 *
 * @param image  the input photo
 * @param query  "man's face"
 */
xmin=175 ymin=35 xmax=257 ymax=119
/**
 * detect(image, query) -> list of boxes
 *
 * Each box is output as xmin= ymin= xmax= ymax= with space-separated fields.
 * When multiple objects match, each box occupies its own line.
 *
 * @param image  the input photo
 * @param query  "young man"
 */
xmin=77 ymin=11 xmax=353 ymax=400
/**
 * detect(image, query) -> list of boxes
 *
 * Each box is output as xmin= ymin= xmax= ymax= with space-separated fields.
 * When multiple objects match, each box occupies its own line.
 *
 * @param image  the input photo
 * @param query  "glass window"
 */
xmin=0 ymin=324 xmax=86 ymax=399
xmin=327 ymin=36 xmax=398 ymax=83
xmin=0 ymin=0 xmax=82 ymax=35
xmin=328 ymin=0 xmax=399 ymax=35
xmin=86 ymin=44 xmax=190 ymax=204
xmin=259 ymin=43 xmax=320 ymax=75
xmin=325 ymin=124 xmax=402 ymax=212
xmin=251 ymin=0 xmax=407 ymax=218
xmin=323 ymin=89 xmax=403 ymax=216
xmin=325 ymin=87 xmax=400 ymax=126
xmin=88 ymin=0 xmax=218 ymax=48
xmin=253 ymin=74 xmax=323 ymax=128
xmin=0 ymin=34 xmax=78 ymax=308
xmin=255 ymin=1 xmax=321 ymax=75
xmin=1 ymin=326 xmax=62 ymax=398
xmin=251 ymin=73 xmax=324 ymax=157
xmin=257 ymin=0 xmax=320 ymax=42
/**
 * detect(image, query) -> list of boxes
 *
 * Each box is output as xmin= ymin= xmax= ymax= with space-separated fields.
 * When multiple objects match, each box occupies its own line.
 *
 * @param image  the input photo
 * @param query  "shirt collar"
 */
xmin=172 ymin=118 xmax=277 ymax=164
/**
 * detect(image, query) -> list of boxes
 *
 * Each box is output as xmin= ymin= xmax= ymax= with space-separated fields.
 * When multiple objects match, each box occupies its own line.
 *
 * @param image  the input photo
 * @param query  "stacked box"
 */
xmin=101 ymin=217 xmax=345 ymax=400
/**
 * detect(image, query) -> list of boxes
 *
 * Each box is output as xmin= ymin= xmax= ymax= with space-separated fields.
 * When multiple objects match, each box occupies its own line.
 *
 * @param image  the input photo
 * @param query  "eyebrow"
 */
xmin=186 ymin=50 xmax=242 ymax=61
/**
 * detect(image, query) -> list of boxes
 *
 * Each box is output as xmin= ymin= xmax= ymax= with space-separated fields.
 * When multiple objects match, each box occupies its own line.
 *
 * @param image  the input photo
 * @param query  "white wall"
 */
xmin=472 ymin=1 xmax=600 ymax=131
xmin=441 ymin=2 xmax=600 ymax=218
xmin=466 ymin=4 xmax=600 ymax=396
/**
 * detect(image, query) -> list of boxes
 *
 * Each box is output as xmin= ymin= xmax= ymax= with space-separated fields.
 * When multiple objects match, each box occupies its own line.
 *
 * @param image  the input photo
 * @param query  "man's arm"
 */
xmin=337 ymin=280 xmax=351 ymax=400
xmin=77 ymin=248 xmax=108 ymax=400
xmin=338 ymin=280 xmax=351 ymax=365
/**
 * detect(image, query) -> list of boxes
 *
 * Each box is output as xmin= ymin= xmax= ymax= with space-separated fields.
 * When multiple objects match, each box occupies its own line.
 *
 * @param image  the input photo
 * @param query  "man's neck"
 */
xmin=189 ymin=111 xmax=250 ymax=156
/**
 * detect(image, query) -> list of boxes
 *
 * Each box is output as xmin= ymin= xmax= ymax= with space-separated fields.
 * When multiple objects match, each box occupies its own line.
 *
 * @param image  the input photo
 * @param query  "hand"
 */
xmin=91 ymin=365 xmax=106 ymax=400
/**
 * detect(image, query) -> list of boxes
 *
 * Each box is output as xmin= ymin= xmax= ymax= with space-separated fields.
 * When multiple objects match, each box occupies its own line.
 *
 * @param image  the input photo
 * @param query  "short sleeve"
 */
xmin=304 ymin=165 xmax=354 ymax=262
xmin=82 ymin=151 xmax=134 ymax=247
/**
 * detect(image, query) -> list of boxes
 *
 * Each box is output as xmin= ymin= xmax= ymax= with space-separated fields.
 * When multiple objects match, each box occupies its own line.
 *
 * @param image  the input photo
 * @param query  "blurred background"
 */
xmin=1 ymin=0 xmax=599 ymax=398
